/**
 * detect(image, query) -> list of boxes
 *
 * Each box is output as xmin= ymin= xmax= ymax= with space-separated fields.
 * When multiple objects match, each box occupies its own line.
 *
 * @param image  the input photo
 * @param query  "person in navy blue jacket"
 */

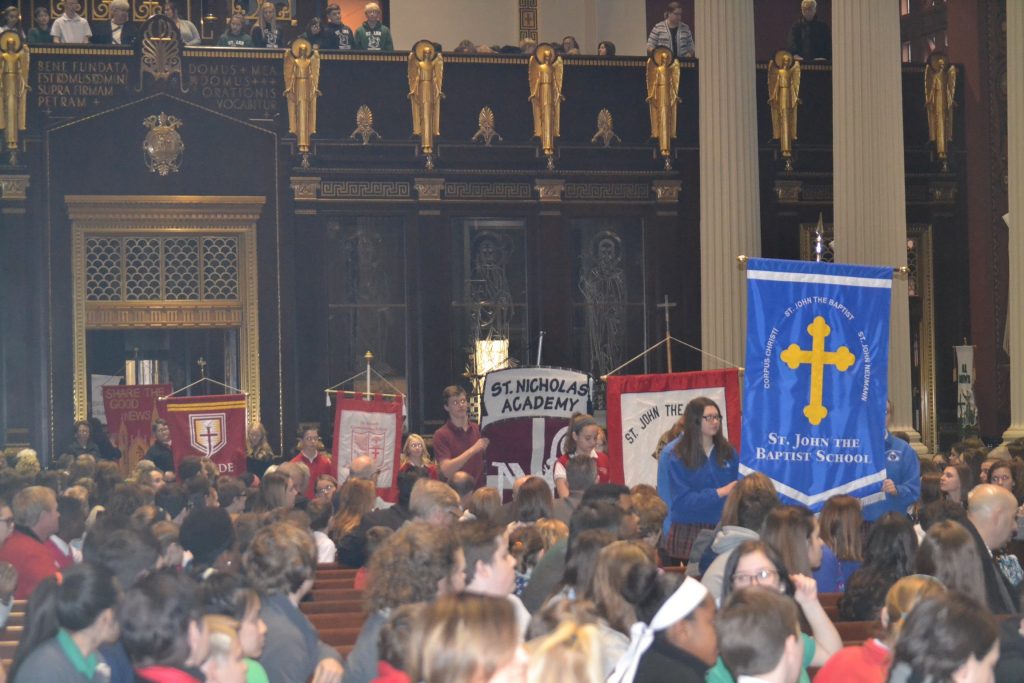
xmin=657 ymin=397 xmax=738 ymax=561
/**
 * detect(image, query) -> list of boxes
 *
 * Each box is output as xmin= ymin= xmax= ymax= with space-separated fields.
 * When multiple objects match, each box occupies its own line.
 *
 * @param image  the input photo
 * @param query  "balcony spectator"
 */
xmin=323 ymin=3 xmax=353 ymax=50
xmin=787 ymin=0 xmax=831 ymax=61
xmin=164 ymin=0 xmax=200 ymax=45
xmin=51 ymin=0 xmax=91 ymax=43
xmin=92 ymin=0 xmax=141 ymax=46
xmin=0 ymin=7 xmax=25 ymax=40
xmin=646 ymin=2 xmax=693 ymax=59
xmin=560 ymin=35 xmax=579 ymax=55
xmin=251 ymin=1 xmax=280 ymax=48
xmin=353 ymin=2 xmax=392 ymax=51
xmin=217 ymin=14 xmax=252 ymax=47
xmin=597 ymin=40 xmax=616 ymax=57
xmin=300 ymin=16 xmax=337 ymax=50
xmin=26 ymin=7 xmax=52 ymax=44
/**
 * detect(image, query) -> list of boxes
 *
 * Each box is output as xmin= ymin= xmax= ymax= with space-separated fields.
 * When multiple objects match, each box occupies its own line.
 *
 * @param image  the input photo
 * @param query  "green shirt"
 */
xmin=246 ymin=657 xmax=270 ymax=683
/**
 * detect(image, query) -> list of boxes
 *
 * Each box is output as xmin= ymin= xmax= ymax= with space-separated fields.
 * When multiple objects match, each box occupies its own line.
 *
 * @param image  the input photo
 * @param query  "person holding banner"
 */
xmin=433 ymin=386 xmax=489 ymax=486
xmin=861 ymin=401 xmax=921 ymax=523
xmin=657 ymin=398 xmax=738 ymax=562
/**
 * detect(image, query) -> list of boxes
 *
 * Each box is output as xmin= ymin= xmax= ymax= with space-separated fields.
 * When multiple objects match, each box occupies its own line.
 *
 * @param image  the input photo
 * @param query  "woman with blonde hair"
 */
xmin=528 ymin=619 xmax=603 ymax=683
xmin=327 ymin=478 xmax=376 ymax=543
xmin=814 ymin=494 xmax=864 ymax=592
xmin=399 ymin=433 xmax=437 ymax=480
xmin=251 ymin=1 xmax=279 ymax=48
xmin=813 ymin=574 xmax=946 ymax=683
xmin=246 ymin=423 xmax=278 ymax=478
xmin=408 ymin=593 xmax=526 ymax=683
xmin=201 ymin=615 xmax=249 ymax=683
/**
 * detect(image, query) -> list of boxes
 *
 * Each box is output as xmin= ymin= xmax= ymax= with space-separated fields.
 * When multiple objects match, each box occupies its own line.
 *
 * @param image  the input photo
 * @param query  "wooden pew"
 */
xmin=300 ymin=599 xmax=366 ymax=615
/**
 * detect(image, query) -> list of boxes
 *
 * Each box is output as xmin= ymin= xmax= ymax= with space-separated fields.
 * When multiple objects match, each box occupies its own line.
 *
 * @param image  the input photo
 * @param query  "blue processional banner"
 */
xmin=740 ymin=258 xmax=892 ymax=511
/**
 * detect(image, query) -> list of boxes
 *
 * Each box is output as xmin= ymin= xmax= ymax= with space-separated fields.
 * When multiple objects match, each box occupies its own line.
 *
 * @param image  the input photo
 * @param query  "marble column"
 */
xmin=1002 ymin=2 xmax=1024 ymax=443
xmin=832 ymin=0 xmax=922 ymax=449
xmin=695 ymin=0 xmax=761 ymax=371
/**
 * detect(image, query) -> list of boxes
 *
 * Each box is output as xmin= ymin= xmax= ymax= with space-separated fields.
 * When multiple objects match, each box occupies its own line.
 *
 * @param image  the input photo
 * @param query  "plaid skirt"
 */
xmin=662 ymin=521 xmax=716 ymax=563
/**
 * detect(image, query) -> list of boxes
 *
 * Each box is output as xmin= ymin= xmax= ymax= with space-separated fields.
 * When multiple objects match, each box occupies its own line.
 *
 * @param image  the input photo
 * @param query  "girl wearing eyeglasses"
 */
xmin=711 ymin=540 xmax=841 ymax=683
xmin=656 ymin=397 xmax=737 ymax=563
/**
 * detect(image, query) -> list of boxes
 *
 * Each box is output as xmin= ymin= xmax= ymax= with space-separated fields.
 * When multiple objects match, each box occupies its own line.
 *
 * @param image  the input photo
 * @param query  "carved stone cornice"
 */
xmin=534 ymin=179 xmax=565 ymax=202
xmin=0 ymin=175 xmax=30 ymax=201
xmin=773 ymin=180 xmax=803 ymax=202
xmin=290 ymin=177 xmax=321 ymax=201
xmin=86 ymin=303 xmax=243 ymax=328
xmin=651 ymin=180 xmax=682 ymax=202
xmin=414 ymin=177 xmax=445 ymax=201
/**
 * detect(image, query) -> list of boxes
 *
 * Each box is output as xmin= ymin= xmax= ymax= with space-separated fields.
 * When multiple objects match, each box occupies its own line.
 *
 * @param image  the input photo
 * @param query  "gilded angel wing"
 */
xmin=407 ymin=50 xmax=417 ymax=98
xmin=0 ymin=60 xmax=6 ymax=130
xmin=767 ymin=63 xmax=781 ymax=139
xmin=17 ymin=48 xmax=30 ymax=129
xmin=946 ymin=65 xmax=957 ymax=139
xmin=552 ymin=57 xmax=564 ymax=136
xmin=283 ymin=49 xmax=295 ymax=96
xmin=790 ymin=61 xmax=800 ymax=139
xmin=667 ymin=60 xmax=680 ymax=137
xmin=528 ymin=56 xmax=539 ymax=101
xmin=433 ymin=53 xmax=444 ymax=101
xmin=310 ymin=50 xmax=321 ymax=134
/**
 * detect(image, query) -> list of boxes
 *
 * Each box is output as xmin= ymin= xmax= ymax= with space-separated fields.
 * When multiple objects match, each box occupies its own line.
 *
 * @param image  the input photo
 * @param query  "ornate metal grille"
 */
xmin=84 ymin=235 xmax=239 ymax=302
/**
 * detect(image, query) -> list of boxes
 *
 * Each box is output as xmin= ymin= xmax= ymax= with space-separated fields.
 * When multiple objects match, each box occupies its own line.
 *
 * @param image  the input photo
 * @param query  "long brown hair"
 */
xmin=761 ymin=505 xmax=816 ymax=576
xmin=328 ymin=479 xmax=376 ymax=541
xmin=720 ymin=472 xmax=776 ymax=527
xmin=819 ymin=495 xmax=864 ymax=562
xmin=672 ymin=397 xmax=734 ymax=470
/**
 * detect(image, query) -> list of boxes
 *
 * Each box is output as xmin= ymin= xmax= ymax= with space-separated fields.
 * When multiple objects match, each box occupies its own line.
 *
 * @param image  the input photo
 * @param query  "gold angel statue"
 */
xmin=645 ymin=46 xmax=680 ymax=169
xmin=0 ymin=31 xmax=29 ymax=166
xmin=284 ymin=38 xmax=321 ymax=167
xmin=528 ymin=43 xmax=563 ymax=168
xmin=924 ymin=51 xmax=956 ymax=170
xmin=408 ymin=40 xmax=443 ymax=164
xmin=768 ymin=49 xmax=800 ymax=170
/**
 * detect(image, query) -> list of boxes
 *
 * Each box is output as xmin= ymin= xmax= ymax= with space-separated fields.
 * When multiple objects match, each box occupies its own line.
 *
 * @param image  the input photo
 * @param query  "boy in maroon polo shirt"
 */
xmin=433 ymin=386 xmax=489 ymax=487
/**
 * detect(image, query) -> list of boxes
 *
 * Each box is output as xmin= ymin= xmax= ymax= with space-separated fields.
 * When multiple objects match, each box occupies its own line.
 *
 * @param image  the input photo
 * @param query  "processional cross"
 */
xmin=780 ymin=316 xmax=855 ymax=426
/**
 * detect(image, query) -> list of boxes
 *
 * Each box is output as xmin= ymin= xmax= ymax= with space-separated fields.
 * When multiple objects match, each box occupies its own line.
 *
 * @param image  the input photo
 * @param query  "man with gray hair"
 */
xmin=0 ymin=486 xmax=61 ymax=598
xmin=92 ymin=0 xmax=140 ymax=45
xmin=409 ymin=479 xmax=459 ymax=526
xmin=787 ymin=0 xmax=831 ymax=61
xmin=965 ymin=483 xmax=1020 ymax=613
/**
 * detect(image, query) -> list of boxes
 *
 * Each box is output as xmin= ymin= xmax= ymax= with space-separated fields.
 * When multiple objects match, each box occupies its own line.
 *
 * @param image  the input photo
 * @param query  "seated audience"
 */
xmin=164 ymin=0 xmax=201 ymax=46
xmin=465 ymin=486 xmax=502 ymax=522
xmin=812 ymin=574 xmax=946 ymax=683
xmin=813 ymin=494 xmax=863 ymax=592
xmin=10 ymin=562 xmax=121 ymax=683
xmin=511 ymin=476 xmax=554 ymax=525
xmin=965 ymin=484 xmax=1021 ymax=613
xmin=399 ymin=434 xmax=437 ymax=479
xmin=335 ymin=469 xmax=420 ymax=568
xmin=713 ymin=540 xmax=841 ymax=681
xmin=839 ymin=511 xmax=921 ymax=618
xmin=180 ymin=506 xmax=236 ymax=579
xmin=201 ymin=615 xmax=249 ymax=683
xmin=353 ymin=2 xmax=392 ymax=51
xmin=0 ymin=485 xmax=61 ymax=599
xmin=407 ymin=593 xmax=526 ymax=683
xmin=886 ymin=592 xmax=999 ymax=682
xmin=609 ymin=573 xmax=716 ymax=683
xmin=715 ymin=588 xmax=806 ymax=683
xmin=509 ymin=524 xmax=544 ymax=597
xmin=290 ymin=427 xmax=332 ymax=498
xmin=199 ymin=573 xmax=270 ymax=683
xmin=47 ymin=494 xmax=86 ymax=568
xmin=342 ymin=520 xmax=465 ymax=683
xmin=787 ymin=0 xmax=831 ymax=61
xmin=27 ymin=7 xmax=52 ymax=44
xmin=245 ymin=422 xmax=279 ymax=477
xmin=760 ymin=505 xmax=824 ymax=581
xmin=646 ymin=2 xmax=694 ymax=59
xmin=218 ymin=14 xmax=253 ymax=47
xmin=242 ymin=523 xmax=343 ymax=683
xmin=528 ymin=617 xmax=604 ymax=683
xmin=458 ymin=520 xmax=530 ymax=635
xmin=306 ymin=497 xmax=336 ymax=563
xmin=941 ymin=462 xmax=973 ymax=507
xmin=119 ymin=569 xmax=209 ymax=683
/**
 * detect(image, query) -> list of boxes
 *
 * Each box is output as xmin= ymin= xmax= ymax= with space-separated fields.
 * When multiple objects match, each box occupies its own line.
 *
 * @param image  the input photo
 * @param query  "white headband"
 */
xmin=608 ymin=576 xmax=709 ymax=683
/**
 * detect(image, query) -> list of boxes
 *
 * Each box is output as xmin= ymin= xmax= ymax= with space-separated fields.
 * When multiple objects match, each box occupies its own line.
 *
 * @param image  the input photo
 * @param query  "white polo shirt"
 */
xmin=51 ymin=14 xmax=92 ymax=44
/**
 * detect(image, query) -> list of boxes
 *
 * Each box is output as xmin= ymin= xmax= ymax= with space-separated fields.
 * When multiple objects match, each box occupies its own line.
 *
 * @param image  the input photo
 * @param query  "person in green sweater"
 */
xmin=353 ymin=2 xmax=392 ymax=51
xmin=218 ymin=14 xmax=253 ymax=48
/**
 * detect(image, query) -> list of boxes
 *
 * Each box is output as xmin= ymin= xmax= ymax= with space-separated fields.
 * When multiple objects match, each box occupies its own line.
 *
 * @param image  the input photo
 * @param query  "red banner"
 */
xmin=333 ymin=395 xmax=403 ymax=503
xmin=102 ymin=384 xmax=173 ymax=475
xmin=606 ymin=369 xmax=742 ymax=486
xmin=482 ymin=417 xmax=572 ymax=502
xmin=157 ymin=394 xmax=248 ymax=475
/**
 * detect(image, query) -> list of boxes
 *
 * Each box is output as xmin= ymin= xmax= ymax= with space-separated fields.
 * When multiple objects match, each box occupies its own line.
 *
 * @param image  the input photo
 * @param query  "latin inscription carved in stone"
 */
xmin=186 ymin=62 xmax=281 ymax=118
xmin=35 ymin=59 xmax=130 ymax=112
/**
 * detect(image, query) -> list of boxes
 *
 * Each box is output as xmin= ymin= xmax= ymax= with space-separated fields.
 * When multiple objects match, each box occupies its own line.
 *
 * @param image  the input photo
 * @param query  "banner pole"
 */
xmin=364 ymin=351 xmax=373 ymax=399
xmin=656 ymin=296 xmax=677 ymax=373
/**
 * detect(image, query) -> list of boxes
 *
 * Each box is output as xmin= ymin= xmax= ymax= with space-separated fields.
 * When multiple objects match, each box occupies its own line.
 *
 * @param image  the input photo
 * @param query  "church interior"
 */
xmin=0 ymin=0 xmax=1015 ymax=464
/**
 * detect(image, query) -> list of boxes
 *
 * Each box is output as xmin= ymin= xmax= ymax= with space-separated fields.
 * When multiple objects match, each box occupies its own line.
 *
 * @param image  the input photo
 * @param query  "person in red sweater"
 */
xmin=291 ymin=427 xmax=335 ymax=499
xmin=0 ymin=486 xmax=61 ymax=599
xmin=812 ymin=574 xmax=946 ymax=683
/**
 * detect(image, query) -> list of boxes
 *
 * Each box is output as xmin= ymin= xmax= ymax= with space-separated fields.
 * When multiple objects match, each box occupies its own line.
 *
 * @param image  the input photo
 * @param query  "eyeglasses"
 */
xmin=702 ymin=415 xmax=722 ymax=422
xmin=316 ymin=485 xmax=335 ymax=495
xmin=732 ymin=568 xmax=779 ymax=587
xmin=0 ymin=518 xmax=13 ymax=527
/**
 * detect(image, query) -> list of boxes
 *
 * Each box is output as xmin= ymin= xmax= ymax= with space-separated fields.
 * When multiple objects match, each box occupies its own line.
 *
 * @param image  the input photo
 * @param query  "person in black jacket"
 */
xmin=92 ymin=0 xmax=141 ymax=45
xmin=144 ymin=418 xmax=175 ymax=473
xmin=787 ymin=0 xmax=831 ymax=61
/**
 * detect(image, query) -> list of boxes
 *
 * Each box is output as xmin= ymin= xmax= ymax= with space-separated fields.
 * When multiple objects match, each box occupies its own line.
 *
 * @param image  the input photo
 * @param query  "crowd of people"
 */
xmin=0 ymin=0 xmax=833 ymax=62
xmin=0 ymin=378 xmax=1022 ymax=683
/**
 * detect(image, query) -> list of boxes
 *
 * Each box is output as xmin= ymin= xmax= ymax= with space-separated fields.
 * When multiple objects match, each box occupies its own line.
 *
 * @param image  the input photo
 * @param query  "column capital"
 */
xmin=289 ymin=177 xmax=320 ymax=201
xmin=534 ymin=179 xmax=565 ymax=202
xmin=774 ymin=180 xmax=803 ymax=203
xmin=652 ymin=180 xmax=682 ymax=202
xmin=414 ymin=177 xmax=445 ymax=201
xmin=0 ymin=175 xmax=30 ymax=201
